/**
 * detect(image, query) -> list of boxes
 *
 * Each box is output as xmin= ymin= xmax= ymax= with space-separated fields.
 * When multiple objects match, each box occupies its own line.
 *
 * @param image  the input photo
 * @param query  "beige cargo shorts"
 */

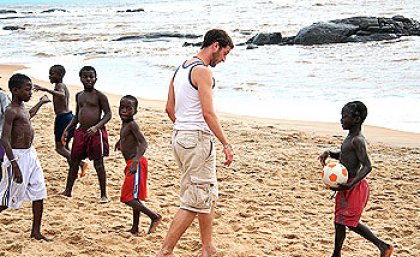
xmin=172 ymin=130 xmax=218 ymax=214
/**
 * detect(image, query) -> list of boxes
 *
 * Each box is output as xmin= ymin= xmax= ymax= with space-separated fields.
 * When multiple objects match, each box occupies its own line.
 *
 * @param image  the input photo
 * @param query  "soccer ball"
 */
xmin=322 ymin=162 xmax=348 ymax=188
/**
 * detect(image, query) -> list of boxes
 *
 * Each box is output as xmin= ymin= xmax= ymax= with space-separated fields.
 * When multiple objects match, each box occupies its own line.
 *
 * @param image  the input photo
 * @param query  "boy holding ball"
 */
xmin=319 ymin=101 xmax=393 ymax=257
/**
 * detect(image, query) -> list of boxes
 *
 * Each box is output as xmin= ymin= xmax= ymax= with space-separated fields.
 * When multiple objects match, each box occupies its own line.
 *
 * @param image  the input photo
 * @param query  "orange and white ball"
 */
xmin=322 ymin=162 xmax=348 ymax=188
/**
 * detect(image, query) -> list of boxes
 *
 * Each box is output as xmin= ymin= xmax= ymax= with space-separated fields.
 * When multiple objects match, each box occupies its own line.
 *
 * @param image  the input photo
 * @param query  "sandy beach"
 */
xmin=0 ymin=64 xmax=419 ymax=257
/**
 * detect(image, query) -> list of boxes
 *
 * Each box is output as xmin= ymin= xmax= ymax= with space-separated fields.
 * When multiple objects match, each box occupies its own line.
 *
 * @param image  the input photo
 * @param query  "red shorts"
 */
xmin=120 ymin=157 xmax=148 ymax=202
xmin=335 ymin=178 xmax=370 ymax=227
xmin=70 ymin=127 xmax=109 ymax=161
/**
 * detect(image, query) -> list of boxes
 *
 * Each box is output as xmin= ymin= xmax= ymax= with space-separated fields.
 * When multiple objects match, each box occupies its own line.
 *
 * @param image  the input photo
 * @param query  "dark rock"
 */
xmin=113 ymin=35 xmax=141 ymax=41
xmin=0 ymin=16 xmax=20 ymax=20
xmin=238 ymin=30 xmax=253 ymax=36
xmin=294 ymin=22 xmax=358 ymax=45
xmin=183 ymin=42 xmax=202 ymax=47
xmin=3 ymin=25 xmax=25 ymax=31
xmin=0 ymin=9 xmax=17 ymax=14
xmin=292 ymin=16 xmax=419 ymax=45
xmin=246 ymin=32 xmax=282 ymax=45
xmin=117 ymin=8 xmax=144 ymax=13
xmin=331 ymin=17 xmax=379 ymax=27
xmin=279 ymin=36 xmax=296 ymax=45
xmin=114 ymin=32 xmax=201 ymax=41
xmin=346 ymin=33 xmax=399 ymax=43
xmin=41 ymin=9 xmax=67 ymax=13
xmin=246 ymin=44 xmax=259 ymax=49
xmin=245 ymin=15 xmax=419 ymax=47
xmin=356 ymin=30 xmax=372 ymax=36
xmin=410 ymin=29 xmax=420 ymax=36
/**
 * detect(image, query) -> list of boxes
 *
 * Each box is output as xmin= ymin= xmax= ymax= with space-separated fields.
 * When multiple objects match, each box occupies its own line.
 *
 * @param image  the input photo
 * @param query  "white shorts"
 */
xmin=0 ymin=147 xmax=47 ymax=209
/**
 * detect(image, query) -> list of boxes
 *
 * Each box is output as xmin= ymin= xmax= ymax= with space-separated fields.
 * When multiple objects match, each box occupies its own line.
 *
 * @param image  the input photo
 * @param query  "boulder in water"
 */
xmin=3 ymin=25 xmax=25 ymax=31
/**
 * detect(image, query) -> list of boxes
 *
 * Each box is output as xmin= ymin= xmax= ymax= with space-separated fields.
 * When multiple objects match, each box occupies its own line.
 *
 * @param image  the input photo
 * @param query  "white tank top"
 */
xmin=173 ymin=60 xmax=213 ymax=132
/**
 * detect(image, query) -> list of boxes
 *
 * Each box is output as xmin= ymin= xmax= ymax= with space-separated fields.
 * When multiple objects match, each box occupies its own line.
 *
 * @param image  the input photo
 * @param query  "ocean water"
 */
xmin=0 ymin=0 xmax=419 ymax=133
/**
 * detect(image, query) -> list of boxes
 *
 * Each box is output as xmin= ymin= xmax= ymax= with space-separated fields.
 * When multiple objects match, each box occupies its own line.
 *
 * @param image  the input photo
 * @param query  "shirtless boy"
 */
xmin=115 ymin=95 xmax=161 ymax=234
xmin=61 ymin=66 xmax=111 ymax=203
xmin=34 ymin=65 xmax=87 ymax=174
xmin=0 ymin=73 xmax=50 ymax=240
xmin=319 ymin=101 xmax=394 ymax=257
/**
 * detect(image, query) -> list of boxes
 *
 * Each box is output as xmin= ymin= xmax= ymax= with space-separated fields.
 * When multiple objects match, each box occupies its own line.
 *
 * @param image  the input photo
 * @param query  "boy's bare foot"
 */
xmin=148 ymin=214 xmax=162 ymax=234
xmin=128 ymin=227 xmax=139 ymax=235
xmin=99 ymin=196 xmax=109 ymax=203
xmin=60 ymin=191 xmax=71 ymax=197
xmin=30 ymin=232 xmax=52 ymax=241
xmin=381 ymin=244 xmax=394 ymax=257
xmin=80 ymin=161 xmax=88 ymax=177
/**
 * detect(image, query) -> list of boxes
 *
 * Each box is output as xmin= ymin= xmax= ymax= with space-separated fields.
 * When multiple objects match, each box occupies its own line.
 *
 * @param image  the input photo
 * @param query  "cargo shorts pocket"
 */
xmin=175 ymin=134 xmax=198 ymax=149
xmin=182 ymin=183 xmax=213 ymax=210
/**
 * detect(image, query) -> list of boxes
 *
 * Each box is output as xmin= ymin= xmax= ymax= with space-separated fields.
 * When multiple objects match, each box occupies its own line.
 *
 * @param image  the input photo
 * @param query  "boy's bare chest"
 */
xmin=120 ymin=126 xmax=135 ymax=142
xmin=79 ymin=93 xmax=100 ymax=107
xmin=12 ymin=110 xmax=33 ymax=134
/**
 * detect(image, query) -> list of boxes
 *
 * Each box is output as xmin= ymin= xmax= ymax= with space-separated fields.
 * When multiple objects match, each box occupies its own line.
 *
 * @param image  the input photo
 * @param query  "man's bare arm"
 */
xmin=196 ymin=66 xmax=228 ymax=145
xmin=195 ymin=66 xmax=233 ymax=166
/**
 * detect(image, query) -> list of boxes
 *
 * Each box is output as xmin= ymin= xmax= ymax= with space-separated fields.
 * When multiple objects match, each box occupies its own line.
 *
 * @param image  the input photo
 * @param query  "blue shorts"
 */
xmin=0 ymin=144 xmax=4 ymax=161
xmin=54 ymin=112 xmax=74 ymax=143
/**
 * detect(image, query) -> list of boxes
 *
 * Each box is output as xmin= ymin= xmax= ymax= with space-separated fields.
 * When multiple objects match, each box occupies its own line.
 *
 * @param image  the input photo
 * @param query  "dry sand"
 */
xmin=0 ymin=64 xmax=418 ymax=257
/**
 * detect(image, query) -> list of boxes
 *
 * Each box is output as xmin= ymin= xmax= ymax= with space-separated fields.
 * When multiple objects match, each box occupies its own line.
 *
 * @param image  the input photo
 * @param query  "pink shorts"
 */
xmin=335 ymin=178 xmax=370 ymax=227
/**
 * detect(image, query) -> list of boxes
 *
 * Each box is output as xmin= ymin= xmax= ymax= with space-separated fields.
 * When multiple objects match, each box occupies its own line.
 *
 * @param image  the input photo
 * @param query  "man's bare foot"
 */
xmin=30 ymin=232 xmax=52 ymax=241
xmin=80 ymin=161 xmax=88 ymax=177
xmin=99 ymin=196 xmax=109 ymax=203
xmin=148 ymin=214 xmax=162 ymax=234
xmin=202 ymin=246 xmax=220 ymax=257
xmin=381 ymin=244 xmax=394 ymax=257
xmin=60 ymin=191 xmax=71 ymax=197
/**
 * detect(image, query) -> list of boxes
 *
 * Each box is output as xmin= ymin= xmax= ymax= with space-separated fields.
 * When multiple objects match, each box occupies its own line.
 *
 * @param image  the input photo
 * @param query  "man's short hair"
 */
xmin=122 ymin=95 xmax=138 ymax=109
xmin=201 ymin=29 xmax=234 ymax=49
xmin=51 ymin=64 xmax=66 ymax=77
xmin=344 ymin=101 xmax=368 ymax=123
xmin=8 ymin=73 xmax=31 ymax=91
xmin=79 ymin=66 xmax=97 ymax=77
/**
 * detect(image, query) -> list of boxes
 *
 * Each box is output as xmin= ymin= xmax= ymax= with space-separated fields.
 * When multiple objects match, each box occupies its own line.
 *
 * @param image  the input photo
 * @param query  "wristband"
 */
xmin=223 ymin=143 xmax=232 ymax=150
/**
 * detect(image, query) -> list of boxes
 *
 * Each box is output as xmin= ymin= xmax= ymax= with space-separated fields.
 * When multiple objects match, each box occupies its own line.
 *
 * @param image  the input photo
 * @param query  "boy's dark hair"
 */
xmin=50 ymin=64 xmax=66 ymax=77
xmin=122 ymin=95 xmax=138 ymax=109
xmin=8 ymin=73 xmax=31 ymax=91
xmin=344 ymin=101 xmax=368 ymax=123
xmin=79 ymin=66 xmax=97 ymax=77
xmin=201 ymin=29 xmax=234 ymax=49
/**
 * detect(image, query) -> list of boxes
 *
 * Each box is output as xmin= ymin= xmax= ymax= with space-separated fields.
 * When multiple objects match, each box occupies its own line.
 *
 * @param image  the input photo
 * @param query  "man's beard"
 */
xmin=209 ymin=51 xmax=220 ymax=67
